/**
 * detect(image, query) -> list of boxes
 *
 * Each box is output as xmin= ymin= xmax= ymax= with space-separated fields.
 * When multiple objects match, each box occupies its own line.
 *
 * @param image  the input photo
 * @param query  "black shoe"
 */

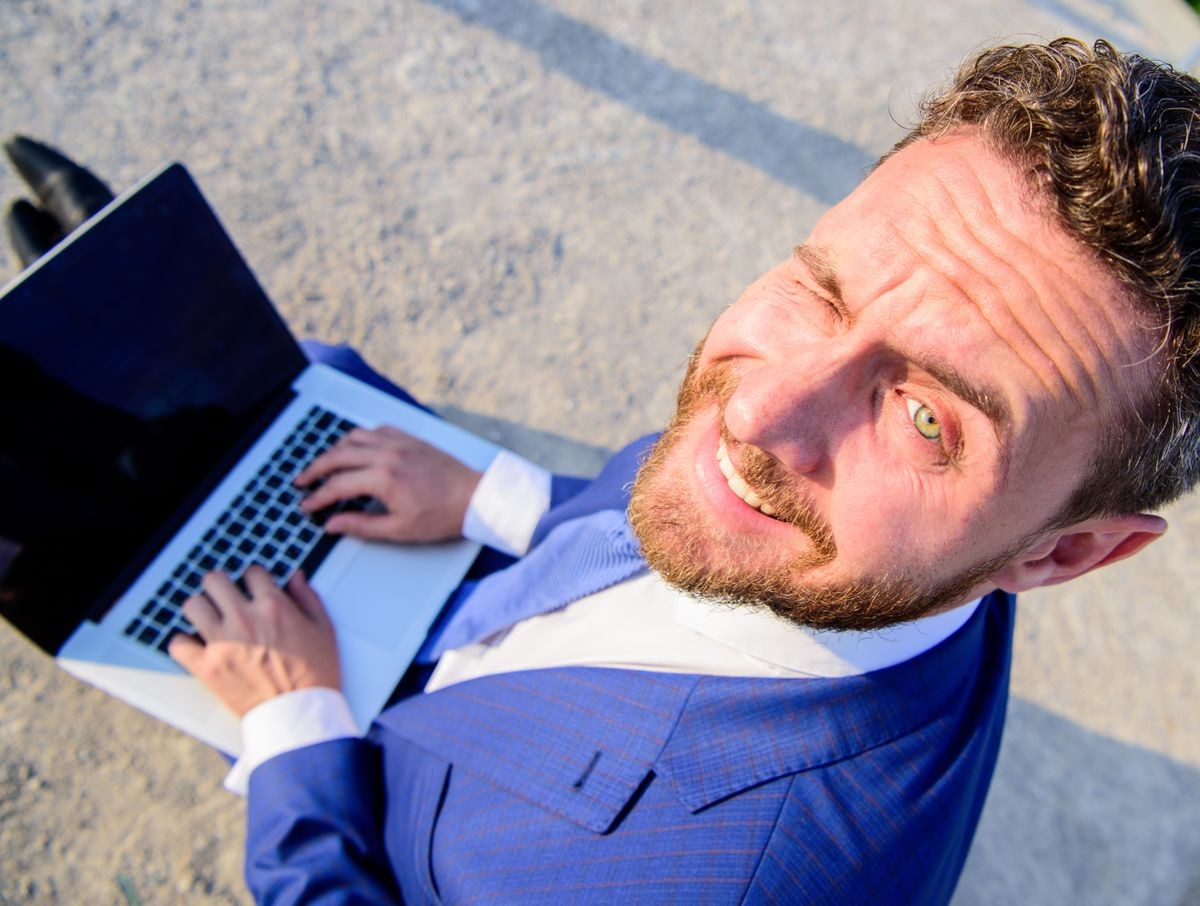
xmin=3 ymin=135 xmax=114 ymax=232
xmin=4 ymin=199 xmax=63 ymax=268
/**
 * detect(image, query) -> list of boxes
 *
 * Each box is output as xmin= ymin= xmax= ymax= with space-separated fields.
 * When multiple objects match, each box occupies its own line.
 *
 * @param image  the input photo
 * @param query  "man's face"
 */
xmin=629 ymin=131 xmax=1159 ymax=630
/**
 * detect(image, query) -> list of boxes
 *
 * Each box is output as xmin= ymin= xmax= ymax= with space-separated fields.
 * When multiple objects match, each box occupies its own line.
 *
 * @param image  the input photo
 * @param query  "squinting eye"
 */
xmin=906 ymin=397 xmax=941 ymax=441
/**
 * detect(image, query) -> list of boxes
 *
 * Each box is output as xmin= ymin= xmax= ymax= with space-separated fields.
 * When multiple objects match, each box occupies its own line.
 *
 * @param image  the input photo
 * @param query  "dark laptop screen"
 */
xmin=0 ymin=164 xmax=308 ymax=651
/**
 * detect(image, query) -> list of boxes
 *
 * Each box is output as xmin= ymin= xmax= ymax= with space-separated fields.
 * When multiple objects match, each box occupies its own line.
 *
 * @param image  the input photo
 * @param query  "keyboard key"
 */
xmin=128 ymin=405 xmax=357 ymax=656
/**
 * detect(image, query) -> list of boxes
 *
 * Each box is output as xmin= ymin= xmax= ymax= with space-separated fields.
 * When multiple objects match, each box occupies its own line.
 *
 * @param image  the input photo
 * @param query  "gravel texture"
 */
xmin=1 ymin=1 xmax=1198 ymax=902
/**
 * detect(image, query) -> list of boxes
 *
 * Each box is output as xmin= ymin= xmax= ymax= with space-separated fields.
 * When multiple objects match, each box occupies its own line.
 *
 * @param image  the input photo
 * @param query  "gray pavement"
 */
xmin=1 ymin=1 xmax=1198 ymax=902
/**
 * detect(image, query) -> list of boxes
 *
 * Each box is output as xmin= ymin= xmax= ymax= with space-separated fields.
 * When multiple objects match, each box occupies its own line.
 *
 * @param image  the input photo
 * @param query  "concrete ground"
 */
xmin=1 ymin=0 xmax=1198 ymax=902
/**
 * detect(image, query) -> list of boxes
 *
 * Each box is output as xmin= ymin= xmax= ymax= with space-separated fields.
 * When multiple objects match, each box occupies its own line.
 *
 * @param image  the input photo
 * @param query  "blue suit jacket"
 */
xmin=245 ymin=436 xmax=1015 ymax=905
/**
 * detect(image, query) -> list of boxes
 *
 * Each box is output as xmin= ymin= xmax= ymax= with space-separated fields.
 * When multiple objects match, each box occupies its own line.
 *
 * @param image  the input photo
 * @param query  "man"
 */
xmin=155 ymin=38 xmax=1199 ymax=903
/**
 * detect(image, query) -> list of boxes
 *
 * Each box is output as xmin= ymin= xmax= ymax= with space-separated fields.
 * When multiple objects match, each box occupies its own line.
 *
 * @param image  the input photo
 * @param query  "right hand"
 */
xmin=295 ymin=426 xmax=483 ymax=544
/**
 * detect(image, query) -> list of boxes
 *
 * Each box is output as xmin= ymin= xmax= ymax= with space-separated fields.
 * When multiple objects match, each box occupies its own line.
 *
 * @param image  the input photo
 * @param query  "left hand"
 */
xmin=168 ymin=566 xmax=340 ymax=718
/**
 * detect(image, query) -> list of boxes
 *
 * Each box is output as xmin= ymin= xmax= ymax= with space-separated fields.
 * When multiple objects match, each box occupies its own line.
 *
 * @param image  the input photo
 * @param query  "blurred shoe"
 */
xmin=4 ymin=198 xmax=63 ymax=268
xmin=3 ymin=135 xmax=114 ymax=232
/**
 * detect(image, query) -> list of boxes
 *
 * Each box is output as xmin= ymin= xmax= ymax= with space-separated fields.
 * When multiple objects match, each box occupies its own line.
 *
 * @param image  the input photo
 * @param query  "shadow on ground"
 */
xmin=956 ymin=697 xmax=1200 ymax=905
xmin=424 ymin=0 xmax=875 ymax=202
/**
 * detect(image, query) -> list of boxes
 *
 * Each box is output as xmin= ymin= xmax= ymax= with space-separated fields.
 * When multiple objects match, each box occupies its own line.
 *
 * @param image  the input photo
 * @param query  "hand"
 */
xmin=295 ymin=426 xmax=483 ymax=544
xmin=168 ymin=567 xmax=339 ymax=718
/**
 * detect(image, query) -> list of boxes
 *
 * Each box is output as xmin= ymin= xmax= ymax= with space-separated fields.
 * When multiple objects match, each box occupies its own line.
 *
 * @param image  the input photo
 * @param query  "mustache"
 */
xmin=727 ymin=434 xmax=837 ymax=562
xmin=677 ymin=356 xmax=838 ymax=563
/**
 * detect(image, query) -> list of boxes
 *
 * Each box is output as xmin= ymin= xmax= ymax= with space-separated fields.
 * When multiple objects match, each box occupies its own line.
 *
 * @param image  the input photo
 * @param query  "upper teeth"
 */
xmin=717 ymin=440 xmax=777 ymax=516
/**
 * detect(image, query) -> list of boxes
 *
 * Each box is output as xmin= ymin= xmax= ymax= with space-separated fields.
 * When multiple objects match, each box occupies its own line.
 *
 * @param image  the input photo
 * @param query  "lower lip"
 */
xmin=690 ymin=416 xmax=791 ymax=533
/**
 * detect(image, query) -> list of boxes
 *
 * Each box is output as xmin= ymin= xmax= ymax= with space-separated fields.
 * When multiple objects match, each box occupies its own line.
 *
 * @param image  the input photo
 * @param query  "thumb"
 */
xmin=168 ymin=632 xmax=206 ymax=674
xmin=286 ymin=570 xmax=332 ymax=625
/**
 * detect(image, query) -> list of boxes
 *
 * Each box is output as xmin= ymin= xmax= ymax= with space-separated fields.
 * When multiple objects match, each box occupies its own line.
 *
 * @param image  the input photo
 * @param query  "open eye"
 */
xmin=906 ymin=397 xmax=941 ymax=441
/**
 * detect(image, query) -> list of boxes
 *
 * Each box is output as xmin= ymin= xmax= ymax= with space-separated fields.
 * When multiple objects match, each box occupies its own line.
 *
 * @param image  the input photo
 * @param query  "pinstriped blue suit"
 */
xmin=244 ymin=431 xmax=1015 ymax=904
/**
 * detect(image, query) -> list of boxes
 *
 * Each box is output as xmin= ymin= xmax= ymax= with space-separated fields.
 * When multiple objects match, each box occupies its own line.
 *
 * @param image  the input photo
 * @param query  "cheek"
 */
xmin=825 ymin=447 xmax=968 ymax=571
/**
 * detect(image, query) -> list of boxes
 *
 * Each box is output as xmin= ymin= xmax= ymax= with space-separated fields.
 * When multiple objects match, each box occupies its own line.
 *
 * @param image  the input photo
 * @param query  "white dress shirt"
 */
xmin=224 ymin=450 xmax=980 ymax=795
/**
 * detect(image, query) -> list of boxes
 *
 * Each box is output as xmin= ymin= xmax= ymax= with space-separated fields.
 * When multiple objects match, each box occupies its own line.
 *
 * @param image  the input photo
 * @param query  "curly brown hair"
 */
xmin=893 ymin=37 xmax=1200 ymax=524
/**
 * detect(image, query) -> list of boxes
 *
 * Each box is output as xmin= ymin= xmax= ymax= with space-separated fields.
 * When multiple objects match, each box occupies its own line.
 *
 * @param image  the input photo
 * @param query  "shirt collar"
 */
xmin=664 ymin=575 xmax=982 ymax=677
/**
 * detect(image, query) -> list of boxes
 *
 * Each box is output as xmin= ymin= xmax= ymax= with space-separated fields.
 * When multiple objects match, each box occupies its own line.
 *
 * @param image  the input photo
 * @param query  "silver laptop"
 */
xmin=0 ymin=163 xmax=497 ymax=755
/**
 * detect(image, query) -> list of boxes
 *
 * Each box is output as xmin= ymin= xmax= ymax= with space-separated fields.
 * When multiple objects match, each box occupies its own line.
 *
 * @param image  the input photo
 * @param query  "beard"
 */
xmin=627 ymin=348 xmax=1013 ymax=632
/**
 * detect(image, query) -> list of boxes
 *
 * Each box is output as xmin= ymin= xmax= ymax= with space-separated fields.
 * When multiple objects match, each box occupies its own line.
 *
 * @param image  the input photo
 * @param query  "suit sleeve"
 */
xmin=245 ymin=738 xmax=402 ymax=905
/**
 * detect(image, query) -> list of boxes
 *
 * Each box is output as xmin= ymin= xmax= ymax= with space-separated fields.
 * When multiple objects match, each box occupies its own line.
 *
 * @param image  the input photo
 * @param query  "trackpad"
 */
xmin=312 ymin=536 xmax=480 ymax=648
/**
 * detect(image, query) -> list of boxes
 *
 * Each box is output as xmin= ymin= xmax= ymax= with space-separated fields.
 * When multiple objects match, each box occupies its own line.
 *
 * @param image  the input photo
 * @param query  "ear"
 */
xmin=990 ymin=513 xmax=1167 ymax=594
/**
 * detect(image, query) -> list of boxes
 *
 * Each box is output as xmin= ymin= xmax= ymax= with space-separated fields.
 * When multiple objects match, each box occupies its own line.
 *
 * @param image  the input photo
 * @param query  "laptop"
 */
xmin=0 ymin=162 xmax=499 ymax=755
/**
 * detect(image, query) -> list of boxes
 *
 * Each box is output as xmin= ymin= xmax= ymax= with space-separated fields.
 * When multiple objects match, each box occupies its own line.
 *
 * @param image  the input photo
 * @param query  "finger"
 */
xmin=200 ymin=570 xmax=245 ymax=615
xmin=295 ymin=443 xmax=378 ymax=487
xmin=286 ymin=570 xmax=331 ymax=624
xmin=300 ymin=468 xmax=389 ymax=514
xmin=242 ymin=563 xmax=279 ymax=599
xmin=167 ymin=632 xmax=206 ymax=672
xmin=181 ymin=592 xmax=222 ymax=638
xmin=342 ymin=427 xmax=393 ymax=447
xmin=373 ymin=425 xmax=421 ymax=443
xmin=323 ymin=510 xmax=403 ymax=541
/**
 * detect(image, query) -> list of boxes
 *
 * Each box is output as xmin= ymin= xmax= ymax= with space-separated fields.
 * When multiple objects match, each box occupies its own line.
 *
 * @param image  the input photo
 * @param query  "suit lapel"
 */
xmin=376 ymin=590 xmax=1009 ymax=833
xmin=656 ymin=592 xmax=1008 ymax=811
xmin=377 ymin=667 xmax=699 ymax=833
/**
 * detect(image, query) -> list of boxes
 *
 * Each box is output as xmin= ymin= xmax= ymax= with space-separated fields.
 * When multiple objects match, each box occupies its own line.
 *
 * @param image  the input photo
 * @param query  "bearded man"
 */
xmin=169 ymin=38 xmax=1200 ymax=904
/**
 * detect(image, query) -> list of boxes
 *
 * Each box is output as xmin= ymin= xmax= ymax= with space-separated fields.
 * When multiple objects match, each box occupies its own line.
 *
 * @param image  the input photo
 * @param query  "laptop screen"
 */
xmin=0 ymin=164 xmax=308 ymax=652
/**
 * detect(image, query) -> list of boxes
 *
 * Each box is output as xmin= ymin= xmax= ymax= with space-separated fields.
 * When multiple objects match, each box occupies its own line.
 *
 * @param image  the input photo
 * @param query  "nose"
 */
xmin=722 ymin=339 xmax=869 ymax=476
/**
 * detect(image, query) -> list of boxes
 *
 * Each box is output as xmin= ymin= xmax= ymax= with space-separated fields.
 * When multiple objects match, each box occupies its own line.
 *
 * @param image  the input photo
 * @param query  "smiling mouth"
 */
xmin=716 ymin=438 xmax=780 ymax=517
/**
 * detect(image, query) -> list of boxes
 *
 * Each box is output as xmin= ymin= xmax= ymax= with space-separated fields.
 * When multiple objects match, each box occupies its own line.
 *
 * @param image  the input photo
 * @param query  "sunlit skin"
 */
xmin=630 ymin=129 xmax=1166 ymax=623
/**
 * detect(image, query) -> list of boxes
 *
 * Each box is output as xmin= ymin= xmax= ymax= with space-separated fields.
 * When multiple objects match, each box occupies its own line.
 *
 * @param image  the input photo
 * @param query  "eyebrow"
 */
xmin=791 ymin=243 xmax=1013 ymax=444
xmin=914 ymin=355 xmax=1012 ymax=441
xmin=792 ymin=244 xmax=851 ymax=323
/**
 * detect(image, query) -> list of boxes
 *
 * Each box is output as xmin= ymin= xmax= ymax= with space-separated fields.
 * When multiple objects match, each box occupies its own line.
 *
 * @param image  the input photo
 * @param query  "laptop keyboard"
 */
xmin=122 ymin=405 xmax=368 ymax=656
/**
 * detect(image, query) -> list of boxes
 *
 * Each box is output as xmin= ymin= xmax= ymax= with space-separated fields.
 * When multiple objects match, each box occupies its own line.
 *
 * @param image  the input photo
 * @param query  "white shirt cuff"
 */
xmin=462 ymin=449 xmax=552 ymax=557
xmin=223 ymin=687 xmax=359 ymax=797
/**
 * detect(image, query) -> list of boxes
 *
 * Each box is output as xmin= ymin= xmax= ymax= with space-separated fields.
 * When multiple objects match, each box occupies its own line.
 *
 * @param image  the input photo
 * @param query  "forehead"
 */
xmin=807 ymin=132 xmax=1160 ymax=466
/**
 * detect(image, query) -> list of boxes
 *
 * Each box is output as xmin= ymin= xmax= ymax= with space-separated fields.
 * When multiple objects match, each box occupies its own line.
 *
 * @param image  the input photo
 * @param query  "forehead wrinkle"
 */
xmin=905 ymin=174 xmax=1110 ymax=418
xmin=928 ymin=165 xmax=1155 ymax=429
xmin=887 ymin=217 xmax=1078 ymax=423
